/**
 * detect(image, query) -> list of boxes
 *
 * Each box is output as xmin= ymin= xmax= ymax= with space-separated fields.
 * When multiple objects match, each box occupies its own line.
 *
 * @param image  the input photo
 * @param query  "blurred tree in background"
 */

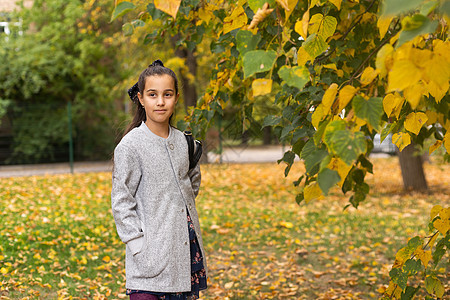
xmin=0 ymin=0 xmax=124 ymax=163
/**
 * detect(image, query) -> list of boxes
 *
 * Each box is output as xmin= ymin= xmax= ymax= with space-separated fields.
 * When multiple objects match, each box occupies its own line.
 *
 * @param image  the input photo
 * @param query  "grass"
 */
xmin=0 ymin=157 xmax=449 ymax=299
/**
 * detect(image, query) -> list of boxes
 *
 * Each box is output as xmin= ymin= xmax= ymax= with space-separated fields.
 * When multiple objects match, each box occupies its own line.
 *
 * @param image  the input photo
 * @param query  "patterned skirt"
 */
xmin=126 ymin=208 xmax=207 ymax=300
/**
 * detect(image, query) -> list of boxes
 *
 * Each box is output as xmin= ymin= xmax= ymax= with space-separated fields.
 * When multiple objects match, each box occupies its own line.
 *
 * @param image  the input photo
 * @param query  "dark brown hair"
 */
xmin=122 ymin=60 xmax=179 ymax=137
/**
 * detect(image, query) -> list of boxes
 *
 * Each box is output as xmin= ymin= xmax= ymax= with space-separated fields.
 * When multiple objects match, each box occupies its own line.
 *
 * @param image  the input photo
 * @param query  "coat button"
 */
xmin=181 ymin=208 xmax=184 ymax=213
xmin=189 ymin=205 xmax=192 ymax=210
xmin=185 ymin=241 xmax=188 ymax=245
xmin=168 ymin=143 xmax=174 ymax=150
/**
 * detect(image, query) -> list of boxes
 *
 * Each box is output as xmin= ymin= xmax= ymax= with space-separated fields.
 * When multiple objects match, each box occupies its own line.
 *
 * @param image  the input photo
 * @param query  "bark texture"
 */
xmin=397 ymin=143 xmax=428 ymax=191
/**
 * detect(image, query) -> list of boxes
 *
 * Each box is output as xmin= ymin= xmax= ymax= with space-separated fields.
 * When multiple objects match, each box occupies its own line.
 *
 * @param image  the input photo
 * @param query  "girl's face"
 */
xmin=138 ymin=74 xmax=179 ymax=126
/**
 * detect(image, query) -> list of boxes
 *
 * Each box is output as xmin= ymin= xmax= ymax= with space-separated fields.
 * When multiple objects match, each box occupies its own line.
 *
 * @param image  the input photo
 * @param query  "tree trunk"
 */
xmin=263 ymin=127 xmax=272 ymax=145
xmin=397 ymin=143 xmax=428 ymax=191
xmin=173 ymin=46 xmax=198 ymax=111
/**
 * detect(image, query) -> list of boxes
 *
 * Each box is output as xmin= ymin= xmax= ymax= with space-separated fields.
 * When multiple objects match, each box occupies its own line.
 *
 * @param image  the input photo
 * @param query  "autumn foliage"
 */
xmin=109 ymin=0 xmax=450 ymax=298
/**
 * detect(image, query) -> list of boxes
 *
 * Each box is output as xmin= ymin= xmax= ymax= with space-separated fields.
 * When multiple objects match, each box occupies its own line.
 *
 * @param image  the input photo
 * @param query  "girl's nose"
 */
xmin=156 ymin=96 xmax=165 ymax=105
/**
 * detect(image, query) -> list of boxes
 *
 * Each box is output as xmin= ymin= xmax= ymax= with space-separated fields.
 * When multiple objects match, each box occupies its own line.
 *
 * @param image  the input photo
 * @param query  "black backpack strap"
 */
xmin=184 ymin=131 xmax=202 ymax=170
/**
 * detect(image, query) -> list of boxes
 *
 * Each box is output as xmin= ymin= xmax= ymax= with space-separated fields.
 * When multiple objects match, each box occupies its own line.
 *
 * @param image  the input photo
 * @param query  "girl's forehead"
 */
xmin=144 ymin=74 xmax=175 ymax=90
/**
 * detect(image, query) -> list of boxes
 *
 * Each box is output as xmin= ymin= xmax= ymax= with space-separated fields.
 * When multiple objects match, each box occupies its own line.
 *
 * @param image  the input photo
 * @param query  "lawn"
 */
xmin=0 ymin=157 xmax=449 ymax=299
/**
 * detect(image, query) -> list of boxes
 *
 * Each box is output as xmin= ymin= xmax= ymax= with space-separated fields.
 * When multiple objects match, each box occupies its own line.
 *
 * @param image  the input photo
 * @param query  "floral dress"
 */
xmin=126 ymin=208 xmax=207 ymax=300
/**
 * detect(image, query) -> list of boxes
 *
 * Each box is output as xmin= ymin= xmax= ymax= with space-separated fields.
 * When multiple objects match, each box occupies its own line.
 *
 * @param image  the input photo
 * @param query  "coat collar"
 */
xmin=139 ymin=121 xmax=173 ymax=142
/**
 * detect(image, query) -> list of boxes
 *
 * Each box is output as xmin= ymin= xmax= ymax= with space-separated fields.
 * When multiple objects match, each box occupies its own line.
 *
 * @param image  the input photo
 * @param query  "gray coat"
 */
xmin=111 ymin=122 xmax=206 ymax=292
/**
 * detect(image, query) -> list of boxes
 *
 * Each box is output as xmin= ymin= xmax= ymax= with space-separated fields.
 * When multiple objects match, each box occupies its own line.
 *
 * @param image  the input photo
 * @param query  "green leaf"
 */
xmin=323 ymin=120 xmax=346 ymax=149
xmin=236 ymin=30 xmax=261 ymax=56
xmin=278 ymin=66 xmax=310 ymax=90
xmin=248 ymin=0 xmax=276 ymax=12
xmin=303 ymin=34 xmax=328 ymax=59
xmin=321 ymin=16 xmax=337 ymax=39
xmin=243 ymin=50 xmax=277 ymax=78
xmin=398 ymin=15 xmax=438 ymax=47
xmin=389 ymin=268 xmax=408 ymax=291
xmin=292 ymin=138 xmax=307 ymax=156
xmin=262 ymin=115 xmax=281 ymax=128
xmin=122 ymin=23 xmax=134 ymax=36
xmin=111 ymin=1 xmax=136 ymax=22
xmin=277 ymin=151 xmax=296 ymax=176
xmin=327 ymin=130 xmax=367 ymax=165
xmin=301 ymin=139 xmax=328 ymax=175
xmin=131 ymin=19 xmax=146 ymax=28
xmin=401 ymin=286 xmax=419 ymax=300
xmin=352 ymin=96 xmax=383 ymax=131
xmin=382 ymin=0 xmax=424 ymax=16
xmin=402 ymin=258 xmax=421 ymax=276
xmin=441 ymin=0 xmax=450 ymax=17
xmin=318 ymin=168 xmax=340 ymax=195
xmin=425 ymin=276 xmax=445 ymax=298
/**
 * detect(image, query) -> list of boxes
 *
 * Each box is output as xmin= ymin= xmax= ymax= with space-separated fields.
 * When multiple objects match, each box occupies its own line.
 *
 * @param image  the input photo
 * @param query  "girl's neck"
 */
xmin=145 ymin=120 xmax=170 ymax=139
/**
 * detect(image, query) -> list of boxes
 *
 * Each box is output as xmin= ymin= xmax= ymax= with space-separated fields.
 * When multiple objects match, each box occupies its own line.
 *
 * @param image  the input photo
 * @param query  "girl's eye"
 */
xmin=149 ymin=93 xmax=156 ymax=97
xmin=165 ymin=93 xmax=172 ymax=97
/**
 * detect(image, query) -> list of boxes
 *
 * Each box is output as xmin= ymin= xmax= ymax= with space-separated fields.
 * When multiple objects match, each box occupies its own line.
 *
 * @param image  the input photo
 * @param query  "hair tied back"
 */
xmin=150 ymin=59 xmax=164 ymax=67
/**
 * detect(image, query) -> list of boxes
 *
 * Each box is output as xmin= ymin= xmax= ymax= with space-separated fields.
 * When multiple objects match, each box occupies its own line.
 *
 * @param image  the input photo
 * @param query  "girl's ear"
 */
xmin=137 ymin=92 xmax=144 ymax=106
xmin=175 ymin=93 xmax=180 ymax=104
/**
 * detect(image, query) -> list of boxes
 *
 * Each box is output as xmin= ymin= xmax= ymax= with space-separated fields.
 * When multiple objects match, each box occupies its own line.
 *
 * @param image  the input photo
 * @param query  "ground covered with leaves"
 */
xmin=0 ymin=158 xmax=449 ymax=299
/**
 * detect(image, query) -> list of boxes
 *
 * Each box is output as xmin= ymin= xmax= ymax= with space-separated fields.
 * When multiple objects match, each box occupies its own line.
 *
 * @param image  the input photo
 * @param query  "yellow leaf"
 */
xmin=328 ymin=0 xmax=342 ymax=10
xmin=425 ymin=110 xmax=438 ymax=126
xmin=377 ymin=16 xmax=393 ymax=39
xmin=375 ymin=44 xmax=394 ymax=78
xmin=294 ymin=10 xmax=309 ymax=40
xmin=102 ymin=256 xmax=111 ymax=263
xmin=338 ymin=85 xmax=357 ymax=111
xmin=387 ymin=60 xmax=421 ymax=92
xmin=386 ymin=280 xmax=402 ymax=298
xmin=252 ymin=79 xmax=273 ymax=96
xmin=224 ymin=281 xmax=234 ymax=289
xmin=323 ymin=63 xmax=337 ymax=71
xmin=308 ymin=13 xmax=323 ymax=35
xmin=311 ymin=104 xmax=325 ymax=128
xmin=428 ymin=233 xmax=439 ymax=251
xmin=440 ymin=207 xmax=450 ymax=220
xmin=426 ymin=80 xmax=449 ymax=103
xmin=414 ymin=248 xmax=432 ymax=267
xmin=431 ymin=205 xmax=443 ymax=219
xmin=404 ymin=112 xmax=428 ymax=135
xmin=403 ymin=82 xmax=425 ymax=109
xmin=197 ymin=6 xmax=215 ymax=25
xmin=383 ymin=93 xmax=403 ymax=117
xmin=433 ymin=218 xmax=450 ymax=235
xmin=429 ymin=140 xmax=443 ymax=154
xmin=328 ymin=157 xmax=352 ymax=187
xmin=425 ymin=54 xmax=450 ymax=87
xmin=360 ymin=67 xmax=380 ymax=86
xmin=322 ymin=83 xmax=338 ymax=114
xmin=279 ymin=221 xmax=294 ymax=228
xmin=154 ymin=0 xmax=181 ymax=19
xmin=392 ymin=132 xmax=411 ymax=151
xmin=297 ymin=46 xmax=312 ymax=65
xmin=276 ymin=0 xmax=298 ymax=21
xmin=304 ymin=182 xmax=324 ymax=203
xmin=0 ymin=267 xmax=8 ymax=274
xmin=435 ymin=279 xmax=445 ymax=298
xmin=223 ymin=5 xmax=247 ymax=34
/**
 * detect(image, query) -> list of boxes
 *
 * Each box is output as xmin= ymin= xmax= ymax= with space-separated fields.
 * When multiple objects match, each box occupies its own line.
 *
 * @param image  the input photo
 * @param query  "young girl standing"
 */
xmin=111 ymin=60 xmax=207 ymax=300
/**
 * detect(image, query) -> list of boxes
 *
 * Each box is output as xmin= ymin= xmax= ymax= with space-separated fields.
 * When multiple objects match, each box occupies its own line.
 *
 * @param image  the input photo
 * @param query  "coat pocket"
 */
xmin=132 ymin=232 xmax=169 ymax=278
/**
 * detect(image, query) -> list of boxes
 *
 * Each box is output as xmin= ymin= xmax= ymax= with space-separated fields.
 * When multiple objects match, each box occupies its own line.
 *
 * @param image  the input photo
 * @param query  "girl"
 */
xmin=111 ymin=60 xmax=207 ymax=300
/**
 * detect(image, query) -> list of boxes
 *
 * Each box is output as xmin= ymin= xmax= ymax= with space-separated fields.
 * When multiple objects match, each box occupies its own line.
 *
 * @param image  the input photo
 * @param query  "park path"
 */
xmin=0 ymin=145 xmax=291 ymax=178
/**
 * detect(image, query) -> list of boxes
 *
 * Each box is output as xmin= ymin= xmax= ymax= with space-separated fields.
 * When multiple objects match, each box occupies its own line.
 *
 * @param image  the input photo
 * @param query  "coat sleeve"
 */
xmin=188 ymin=163 xmax=201 ymax=199
xmin=111 ymin=143 xmax=144 ymax=254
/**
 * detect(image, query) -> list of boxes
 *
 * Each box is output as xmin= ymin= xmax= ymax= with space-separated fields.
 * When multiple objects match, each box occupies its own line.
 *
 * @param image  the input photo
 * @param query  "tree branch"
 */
xmin=348 ymin=19 xmax=400 ymax=84
xmin=314 ymin=0 xmax=377 ymax=64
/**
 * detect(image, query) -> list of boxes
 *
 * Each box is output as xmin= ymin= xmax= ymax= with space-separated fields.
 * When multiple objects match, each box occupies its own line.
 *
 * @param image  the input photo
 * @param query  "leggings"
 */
xmin=129 ymin=294 xmax=159 ymax=300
